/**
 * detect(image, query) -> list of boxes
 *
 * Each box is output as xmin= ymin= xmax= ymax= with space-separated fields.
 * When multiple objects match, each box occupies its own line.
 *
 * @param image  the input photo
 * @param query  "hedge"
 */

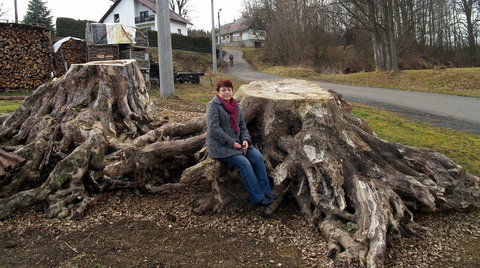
xmin=56 ymin=17 xmax=93 ymax=39
xmin=148 ymin=31 xmax=211 ymax=53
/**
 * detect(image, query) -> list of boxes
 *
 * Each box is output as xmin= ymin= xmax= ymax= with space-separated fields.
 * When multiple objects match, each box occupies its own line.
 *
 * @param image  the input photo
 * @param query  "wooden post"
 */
xmin=211 ymin=0 xmax=217 ymax=75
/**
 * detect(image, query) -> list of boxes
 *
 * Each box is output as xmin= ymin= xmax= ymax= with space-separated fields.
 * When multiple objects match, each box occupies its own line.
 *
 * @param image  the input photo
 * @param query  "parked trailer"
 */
xmin=174 ymin=72 xmax=205 ymax=84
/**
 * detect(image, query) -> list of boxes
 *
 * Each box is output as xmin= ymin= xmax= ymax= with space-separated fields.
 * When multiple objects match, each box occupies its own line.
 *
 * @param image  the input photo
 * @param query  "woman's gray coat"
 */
xmin=206 ymin=96 xmax=252 ymax=159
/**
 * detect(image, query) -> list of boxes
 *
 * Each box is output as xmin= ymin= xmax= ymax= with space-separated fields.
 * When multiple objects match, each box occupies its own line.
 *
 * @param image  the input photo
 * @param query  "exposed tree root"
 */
xmin=0 ymin=60 xmax=196 ymax=219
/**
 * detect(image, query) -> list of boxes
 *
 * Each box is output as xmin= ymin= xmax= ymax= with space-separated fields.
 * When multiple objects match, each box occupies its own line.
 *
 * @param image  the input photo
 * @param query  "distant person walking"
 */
xmin=229 ymin=53 xmax=234 ymax=66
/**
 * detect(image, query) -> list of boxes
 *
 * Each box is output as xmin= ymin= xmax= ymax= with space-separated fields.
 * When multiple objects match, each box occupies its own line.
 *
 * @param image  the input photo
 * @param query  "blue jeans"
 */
xmin=218 ymin=148 xmax=272 ymax=204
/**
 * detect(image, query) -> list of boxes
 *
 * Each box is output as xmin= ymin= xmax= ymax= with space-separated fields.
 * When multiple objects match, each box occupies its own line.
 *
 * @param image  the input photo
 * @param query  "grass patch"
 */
xmin=351 ymin=103 xmax=480 ymax=176
xmin=0 ymin=100 xmax=23 ymax=113
xmin=230 ymin=47 xmax=274 ymax=71
xmin=240 ymin=48 xmax=480 ymax=98
xmin=0 ymin=91 xmax=31 ymax=97
xmin=312 ymin=68 xmax=480 ymax=98
xmin=152 ymin=74 xmax=247 ymax=104
xmin=150 ymin=48 xmax=217 ymax=73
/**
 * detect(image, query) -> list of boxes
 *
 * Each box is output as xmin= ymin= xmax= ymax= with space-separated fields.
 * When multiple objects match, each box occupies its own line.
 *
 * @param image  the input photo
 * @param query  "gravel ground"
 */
xmin=1 ymin=187 xmax=479 ymax=267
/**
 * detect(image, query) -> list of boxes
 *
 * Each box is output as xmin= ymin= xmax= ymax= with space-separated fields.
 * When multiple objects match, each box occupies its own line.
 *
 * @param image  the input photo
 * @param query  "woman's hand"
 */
xmin=233 ymin=142 xmax=242 ymax=149
xmin=242 ymin=140 xmax=249 ymax=155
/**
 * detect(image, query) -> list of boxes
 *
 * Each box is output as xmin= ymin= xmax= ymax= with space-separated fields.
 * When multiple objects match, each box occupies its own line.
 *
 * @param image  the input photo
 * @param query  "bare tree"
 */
xmin=0 ymin=3 xmax=9 ymax=19
xmin=169 ymin=0 xmax=189 ymax=18
xmin=242 ymin=0 xmax=479 ymax=71
xmin=337 ymin=0 xmax=400 ymax=71
xmin=457 ymin=0 xmax=480 ymax=65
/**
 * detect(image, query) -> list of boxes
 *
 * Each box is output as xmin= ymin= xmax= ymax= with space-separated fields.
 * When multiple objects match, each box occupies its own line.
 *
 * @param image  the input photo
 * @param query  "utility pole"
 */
xmin=14 ymin=0 xmax=18 ymax=23
xmin=218 ymin=8 xmax=223 ymax=61
xmin=211 ymin=0 xmax=217 ymax=75
xmin=156 ymin=0 xmax=174 ymax=97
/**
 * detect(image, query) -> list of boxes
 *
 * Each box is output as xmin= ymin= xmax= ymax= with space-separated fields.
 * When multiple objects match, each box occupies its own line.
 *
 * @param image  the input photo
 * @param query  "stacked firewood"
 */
xmin=61 ymin=39 xmax=86 ymax=66
xmin=87 ymin=45 xmax=119 ymax=62
xmin=0 ymin=23 xmax=55 ymax=89
xmin=55 ymin=39 xmax=86 ymax=75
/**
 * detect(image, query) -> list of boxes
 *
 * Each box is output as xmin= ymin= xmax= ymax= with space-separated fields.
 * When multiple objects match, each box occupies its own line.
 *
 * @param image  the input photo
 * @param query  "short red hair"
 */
xmin=216 ymin=79 xmax=233 ymax=92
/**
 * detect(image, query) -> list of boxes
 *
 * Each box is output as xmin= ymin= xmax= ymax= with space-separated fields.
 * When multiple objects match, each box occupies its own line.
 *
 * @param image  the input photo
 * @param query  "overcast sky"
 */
xmin=0 ymin=0 xmax=245 ymax=30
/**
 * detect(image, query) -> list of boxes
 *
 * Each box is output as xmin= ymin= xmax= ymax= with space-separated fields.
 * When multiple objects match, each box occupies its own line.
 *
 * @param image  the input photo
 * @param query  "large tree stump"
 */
xmin=0 ymin=60 xmax=205 ymax=220
xmin=181 ymin=79 xmax=480 ymax=267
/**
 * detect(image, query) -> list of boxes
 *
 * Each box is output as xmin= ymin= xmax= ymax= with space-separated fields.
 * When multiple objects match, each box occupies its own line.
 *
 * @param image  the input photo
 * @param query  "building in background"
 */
xmin=218 ymin=19 xmax=264 ymax=48
xmin=99 ymin=0 xmax=191 ymax=35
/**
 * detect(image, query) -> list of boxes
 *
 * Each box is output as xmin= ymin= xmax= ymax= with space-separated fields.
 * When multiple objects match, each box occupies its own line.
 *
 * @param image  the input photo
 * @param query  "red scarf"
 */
xmin=216 ymin=95 xmax=239 ymax=133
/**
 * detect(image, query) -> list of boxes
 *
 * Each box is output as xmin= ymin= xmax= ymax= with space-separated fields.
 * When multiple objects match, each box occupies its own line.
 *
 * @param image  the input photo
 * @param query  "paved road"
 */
xmin=223 ymin=49 xmax=480 ymax=135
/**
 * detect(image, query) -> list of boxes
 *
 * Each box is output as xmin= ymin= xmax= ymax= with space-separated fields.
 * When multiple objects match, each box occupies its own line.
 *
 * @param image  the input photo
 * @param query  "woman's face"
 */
xmin=218 ymin=86 xmax=233 ymax=101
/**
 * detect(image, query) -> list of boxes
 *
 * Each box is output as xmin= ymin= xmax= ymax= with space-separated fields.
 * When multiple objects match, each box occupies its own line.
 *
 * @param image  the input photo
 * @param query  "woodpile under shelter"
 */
xmin=53 ymin=37 xmax=87 ymax=76
xmin=0 ymin=23 xmax=55 ymax=90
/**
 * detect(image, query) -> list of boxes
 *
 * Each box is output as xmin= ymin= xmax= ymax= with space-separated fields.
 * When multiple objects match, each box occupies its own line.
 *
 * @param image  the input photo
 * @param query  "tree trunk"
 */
xmin=367 ymin=0 xmax=387 ymax=71
xmin=182 ymin=79 xmax=480 ymax=267
xmin=385 ymin=0 xmax=399 ymax=71
xmin=461 ymin=0 xmax=478 ymax=65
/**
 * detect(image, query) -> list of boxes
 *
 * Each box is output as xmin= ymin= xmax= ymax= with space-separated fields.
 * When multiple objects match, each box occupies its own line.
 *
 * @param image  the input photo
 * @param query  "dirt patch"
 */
xmin=1 ymin=219 xmax=299 ymax=268
xmin=1 ymin=186 xmax=479 ymax=268
xmin=0 ymin=187 xmax=318 ymax=268
xmin=150 ymin=94 xmax=205 ymax=123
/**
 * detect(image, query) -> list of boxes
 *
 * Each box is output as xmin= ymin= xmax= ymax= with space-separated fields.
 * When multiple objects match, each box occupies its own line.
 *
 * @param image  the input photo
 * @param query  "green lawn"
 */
xmin=0 ymin=100 xmax=24 ymax=114
xmin=0 ymin=90 xmax=29 ymax=113
xmin=351 ymin=103 xmax=480 ymax=175
xmin=166 ymin=75 xmax=247 ymax=104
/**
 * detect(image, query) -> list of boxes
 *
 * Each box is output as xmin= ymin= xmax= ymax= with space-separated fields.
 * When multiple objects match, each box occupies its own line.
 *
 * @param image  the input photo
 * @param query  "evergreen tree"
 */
xmin=22 ymin=0 xmax=53 ymax=30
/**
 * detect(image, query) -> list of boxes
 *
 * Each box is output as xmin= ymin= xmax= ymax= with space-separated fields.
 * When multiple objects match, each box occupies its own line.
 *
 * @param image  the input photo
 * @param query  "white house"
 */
xmin=99 ymin=0 xmax=192 ymax=35
xmin=219 ymin=19 xmax=265 ymax=48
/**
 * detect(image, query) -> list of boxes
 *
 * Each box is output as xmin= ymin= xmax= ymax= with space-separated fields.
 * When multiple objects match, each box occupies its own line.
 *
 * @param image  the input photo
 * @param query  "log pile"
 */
xmin=0 ymin=23 xmax=55 ymax=89
xmin=87 ymin=45 xmax=119 ymax=62
xmin=55 ymin=38 xmax=86 ymax=76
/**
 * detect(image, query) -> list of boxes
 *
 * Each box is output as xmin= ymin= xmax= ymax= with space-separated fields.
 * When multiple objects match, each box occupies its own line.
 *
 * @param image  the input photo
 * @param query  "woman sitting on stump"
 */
xmin=206 ymin=79 xmax=277 ymax=207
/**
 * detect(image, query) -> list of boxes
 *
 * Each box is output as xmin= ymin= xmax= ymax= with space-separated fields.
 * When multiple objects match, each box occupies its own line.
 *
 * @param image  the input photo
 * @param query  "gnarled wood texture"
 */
xmin=182 ymin=79 xmax=480 ymax=268
xmin=0 ymin=60 xmax=205 ymax=220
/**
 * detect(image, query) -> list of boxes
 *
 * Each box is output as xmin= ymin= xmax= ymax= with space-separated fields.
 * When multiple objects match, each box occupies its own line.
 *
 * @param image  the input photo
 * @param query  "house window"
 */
xmin=140 ymin=11 xmax=148 ymax=19
xmin=114 ymin=14 xmax=120 ymax=22
xmin=177 ymin=29 xmax=182 ymax=34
